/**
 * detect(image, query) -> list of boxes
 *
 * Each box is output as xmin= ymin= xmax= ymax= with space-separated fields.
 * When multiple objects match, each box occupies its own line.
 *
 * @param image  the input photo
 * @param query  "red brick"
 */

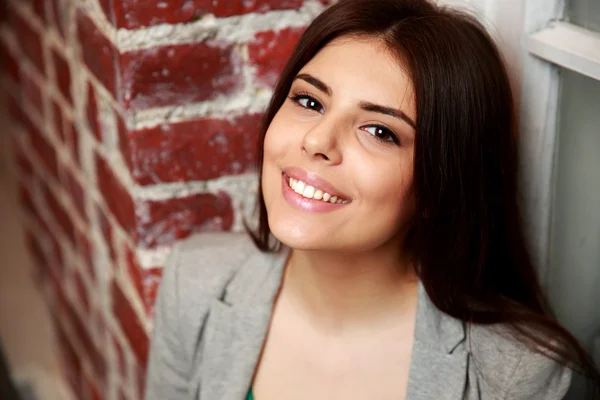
xmin=48 ymin=0 xmax=65 ymax=38
xmin=66 ymin=119 xmax=81 ymax=165
xmin=25 ymin=230 xmax=49 ymax=277
xmin=52 ymin=100 xmax=66 ymax=142
xmin=126 ymin=114 xmax=262 ymax=185
xmin=44 ymin=184 xmax=76 ymax=244
xmin=119 ymin=42 xmax=241 ymax=110
xmin=112 ymin=281 xmax=149 ymax=366
xmin=32 ymin=0 xmax=47 ymax=24
xmin=84 ymin=373 xmax=103 ymax=400
xmin=139 ymin=191 xmax=233 ymax=247
xmin=64 ymin=301 xmax=107 ymax=384
xmin=57 ymin=324 xmax=83 ymax=397
xmin=96 ymin=154 xmax=136 ymax=236
xmin=15 ymin=148 xmax=34 ymax=178
xmin=52 ymin=48 xmax=73 ymax=103
xmin=86 ymin=81 xmax=101 ymax=141
xmin=98 ymin=0 xmax=113 ymax=24
xmin=74 ymin=270 xmax=90 ymax=313
xmin=76 ymin=228 xmax=95 ymax=280
xmin=0 ymin=41 xmax=21 ymax=85
xmin=110 ymin=0 xmax=305 ymax=29
xmin=112 ymin=334 xmax=125 ymax=378
xmin=77 ymin=10 xmax=118 ymax=96
xmin=20 ymin=183 xmax=65 ymax=269
xmin=64 ymin=167 xmax=87 ymax=222
xmin=117 ymin=114 xmax=132 ymax=170
xmin=22 ymin=71 xmax=44 ymax=114
xmin=10 ymin=6 xmax=45 ymax=76
xmin=97 ymin=205 xmax=116 ymax=262
xmin=27 ymin=122 xmax=59 ymax=181
xmin=125 ymin=244 xmax=163 ymax=315
xmin=248 ymin=27 xmax=305 ymax=87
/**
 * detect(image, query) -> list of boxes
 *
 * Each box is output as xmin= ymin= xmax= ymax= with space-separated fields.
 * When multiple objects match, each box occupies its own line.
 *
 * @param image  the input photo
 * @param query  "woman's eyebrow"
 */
xmin=295 ymin=73 xmax=332 ymax=95
xmin=294 ymin=73 xmax=416 ymax=130
xmin=359 ymin=101 xmax=416 ymax=130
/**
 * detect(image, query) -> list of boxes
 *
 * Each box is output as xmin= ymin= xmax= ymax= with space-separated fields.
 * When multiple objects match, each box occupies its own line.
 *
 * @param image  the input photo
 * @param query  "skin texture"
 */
xmin=253 ymin=37 xmax=421 ymax=400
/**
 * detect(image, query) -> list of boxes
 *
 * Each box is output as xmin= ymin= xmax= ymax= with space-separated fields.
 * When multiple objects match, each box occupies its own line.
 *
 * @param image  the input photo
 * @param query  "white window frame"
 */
xmin=519 ymin=0 xmax=600 ymax=288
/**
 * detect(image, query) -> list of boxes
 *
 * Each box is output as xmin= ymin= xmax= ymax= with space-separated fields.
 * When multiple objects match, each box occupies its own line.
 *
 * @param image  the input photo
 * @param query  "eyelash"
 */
xmin=287 ymin=91 xmax=401 ymax=146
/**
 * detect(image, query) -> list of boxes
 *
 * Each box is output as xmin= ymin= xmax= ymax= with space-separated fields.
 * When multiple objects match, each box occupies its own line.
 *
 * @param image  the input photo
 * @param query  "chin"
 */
xmin=268 ymin=215 xmax=328 ymax=251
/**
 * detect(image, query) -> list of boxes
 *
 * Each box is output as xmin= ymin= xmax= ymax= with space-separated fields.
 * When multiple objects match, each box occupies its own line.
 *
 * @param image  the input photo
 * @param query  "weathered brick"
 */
xmin=97 ymin=205 xmax=116 ymax=262
xmin=125 ymin=114 xmax=262 ymax=185
xmin=109 ymin=0 xmax=305 ymax=29
xmin=48 ymin=0 xmax=65 ymax=38
xmin=248 ymin=27 xmax=305 ymax=87
xmin=125 ymin=244 xmax=163 ymax=315
xmin=139 ymin=191 xmax=233 ymax=247
xmin=77 ymin=10 xmax=118 ymax=96
xmin=15 ymin=147 xmax=34 ymax=178
xmin=119 ymin=42 xmax=241 ymax=110
xmin=95 ymin=154 xmax=136 ymax=236
xmin=57 ymin=324 xmax=83 ymax=397
xmin=22 ymin=71 xmax=44 ymax=116
xmin=52 ymin=48 xmax=72 ymax=104
xmin=10 ymin=6 xmax=45 ymax=76
xmin=32 ymin=0 xmax=47 ymax=24
xmin=74 ymin=270 xmax=90 ymax=313
xmin=76 ymin=227 xmax=95 ymax=281
xmin=64 ymin=166 xmax=87 ymax=222
xmin=64 ymin=301 xmax=107 ymax=384
xmin=27 ymin=122 xmax=59 ymax=181
xmin=117 ymin=114 xmax=132 ymax=170
xmin=84 ymin=373 xmax=103 ymax=400
xmin=112 ymin=334 xmax=125 ymax=378
xmin=86 ymin=81 xmax=101 ymax=141
xmin=43 ymin=183 xmax=76 ymax=244
xmin=65 ymin=119 xmax=81 ymax=166
xmin=51 ymin=99 xmax=66 ymax=142
xmin=0 ymin=41 xmax=21 ymax=85
xmin=111 ymin=281 xmax=149 ymax=366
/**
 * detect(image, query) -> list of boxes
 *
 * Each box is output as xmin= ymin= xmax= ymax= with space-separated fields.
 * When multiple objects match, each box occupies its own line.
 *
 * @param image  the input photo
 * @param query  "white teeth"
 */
xmin=294 ymin=180 xmax=305 ymax=194
xmin=302 ymin=185 xmax=315 ymax=198
xmin=287 ymin=177 xmax=348 ymax=203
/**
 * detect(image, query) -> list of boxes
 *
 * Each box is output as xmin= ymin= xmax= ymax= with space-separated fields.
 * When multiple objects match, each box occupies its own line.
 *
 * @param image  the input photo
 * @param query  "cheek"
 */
xmin=356 ymin=154 xmax=415 ymax=217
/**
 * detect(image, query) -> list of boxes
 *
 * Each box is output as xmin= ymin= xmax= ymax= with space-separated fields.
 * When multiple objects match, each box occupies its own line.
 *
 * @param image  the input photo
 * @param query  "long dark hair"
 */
xmin=245 ymin=0 xmax=600 ymax=395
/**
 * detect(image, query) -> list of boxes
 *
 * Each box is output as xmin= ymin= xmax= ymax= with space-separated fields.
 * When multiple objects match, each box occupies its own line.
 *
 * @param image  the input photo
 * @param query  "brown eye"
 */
xmin=289 ymin=92 xmax=324 ymax=113
xmin=363 ymin=125 xmax=400 ymax=145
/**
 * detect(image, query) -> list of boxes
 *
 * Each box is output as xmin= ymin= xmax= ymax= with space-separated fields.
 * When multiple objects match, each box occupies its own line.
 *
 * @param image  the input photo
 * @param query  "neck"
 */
xmin=282 ymin=243 xmax=418 ymax=332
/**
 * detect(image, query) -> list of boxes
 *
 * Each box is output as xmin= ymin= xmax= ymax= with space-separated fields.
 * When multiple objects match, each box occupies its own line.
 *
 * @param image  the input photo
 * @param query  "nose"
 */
xmin=301 ymin=117 xmax=343 ymax=164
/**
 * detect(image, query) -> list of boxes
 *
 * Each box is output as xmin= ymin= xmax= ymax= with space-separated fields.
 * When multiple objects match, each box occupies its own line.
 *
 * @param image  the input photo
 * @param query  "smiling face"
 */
xmin=261 ymin=36 xmax=417 ymax=253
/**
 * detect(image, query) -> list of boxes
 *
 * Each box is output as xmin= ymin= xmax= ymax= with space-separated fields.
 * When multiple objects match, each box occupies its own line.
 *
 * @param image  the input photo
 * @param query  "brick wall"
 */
xmin=0 ymin=1 xmax=329 ymax=398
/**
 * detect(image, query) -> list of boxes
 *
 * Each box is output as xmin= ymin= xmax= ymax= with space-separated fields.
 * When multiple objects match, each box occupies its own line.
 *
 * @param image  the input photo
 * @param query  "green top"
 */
xmin=246 ymin=388 xmax=254 ymax=400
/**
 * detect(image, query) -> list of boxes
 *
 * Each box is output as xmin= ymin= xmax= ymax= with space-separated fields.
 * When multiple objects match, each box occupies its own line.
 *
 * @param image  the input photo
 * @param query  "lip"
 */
xmin=282 ymin=167 xmax=351 ymax=201
xmin=281 ymin=174 xmax=349 ymax=213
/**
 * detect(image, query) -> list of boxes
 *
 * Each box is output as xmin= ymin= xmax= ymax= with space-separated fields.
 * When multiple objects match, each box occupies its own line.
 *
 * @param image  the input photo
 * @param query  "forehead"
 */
xmin=297 ymin=37 xmax=415 ymax=113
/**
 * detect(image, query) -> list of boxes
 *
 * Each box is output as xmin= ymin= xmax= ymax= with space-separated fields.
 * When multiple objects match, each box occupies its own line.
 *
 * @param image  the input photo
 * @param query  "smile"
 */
xmin=288 ymin=177 xmax=349 ymax=204
xmin=281 ymin=170 xmax=351 ymax=213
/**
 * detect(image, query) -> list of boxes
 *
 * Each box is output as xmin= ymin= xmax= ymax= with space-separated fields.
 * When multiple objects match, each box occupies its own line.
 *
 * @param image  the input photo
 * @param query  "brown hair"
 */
xmin=245 ymin=0 xmax=600 ymax=395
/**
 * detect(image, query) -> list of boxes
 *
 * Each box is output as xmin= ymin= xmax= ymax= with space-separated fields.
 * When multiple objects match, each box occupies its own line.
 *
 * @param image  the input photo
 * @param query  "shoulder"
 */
xmin=467 ymin=323 xmax=572 ymax=399
xmin=170 ymin=232 xmax=259 ymax=298
xmin=157 ymin=232 xmax=264 ymax=350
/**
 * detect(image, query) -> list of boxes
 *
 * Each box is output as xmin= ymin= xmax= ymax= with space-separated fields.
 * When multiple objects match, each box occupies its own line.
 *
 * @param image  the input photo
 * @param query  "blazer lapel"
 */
xmin=405 ymin=282 xmax=469 ymax=400
xmin=198 ymin=299 xmax=273 ymax=400
xmin=194 ymin=246 xmax=291 ymax=400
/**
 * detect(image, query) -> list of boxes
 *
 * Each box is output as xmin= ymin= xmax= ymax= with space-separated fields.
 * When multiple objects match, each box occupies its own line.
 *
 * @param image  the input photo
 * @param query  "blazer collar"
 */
xmin=195 ymin=246 xmax=290 ymax=400
xmin=404 ymin=282 xmax=469 ymax=399
xmin=197 ymin=247 xmax=468 ymax=399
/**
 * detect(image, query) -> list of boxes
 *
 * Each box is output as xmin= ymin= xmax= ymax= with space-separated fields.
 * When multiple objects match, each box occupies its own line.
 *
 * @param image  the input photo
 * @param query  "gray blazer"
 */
xmin=145 ymin=233 xmax=572 ymax=400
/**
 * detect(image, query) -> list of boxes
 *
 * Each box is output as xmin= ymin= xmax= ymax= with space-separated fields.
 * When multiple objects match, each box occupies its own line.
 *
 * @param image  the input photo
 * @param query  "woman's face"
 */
xmin=261 ymin=37 xmax=417 ymax=252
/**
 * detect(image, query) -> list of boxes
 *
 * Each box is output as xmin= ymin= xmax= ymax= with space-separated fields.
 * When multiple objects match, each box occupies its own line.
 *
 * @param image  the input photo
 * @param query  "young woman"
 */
xmin=145 ymin=0 xmax=600 ymax=399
